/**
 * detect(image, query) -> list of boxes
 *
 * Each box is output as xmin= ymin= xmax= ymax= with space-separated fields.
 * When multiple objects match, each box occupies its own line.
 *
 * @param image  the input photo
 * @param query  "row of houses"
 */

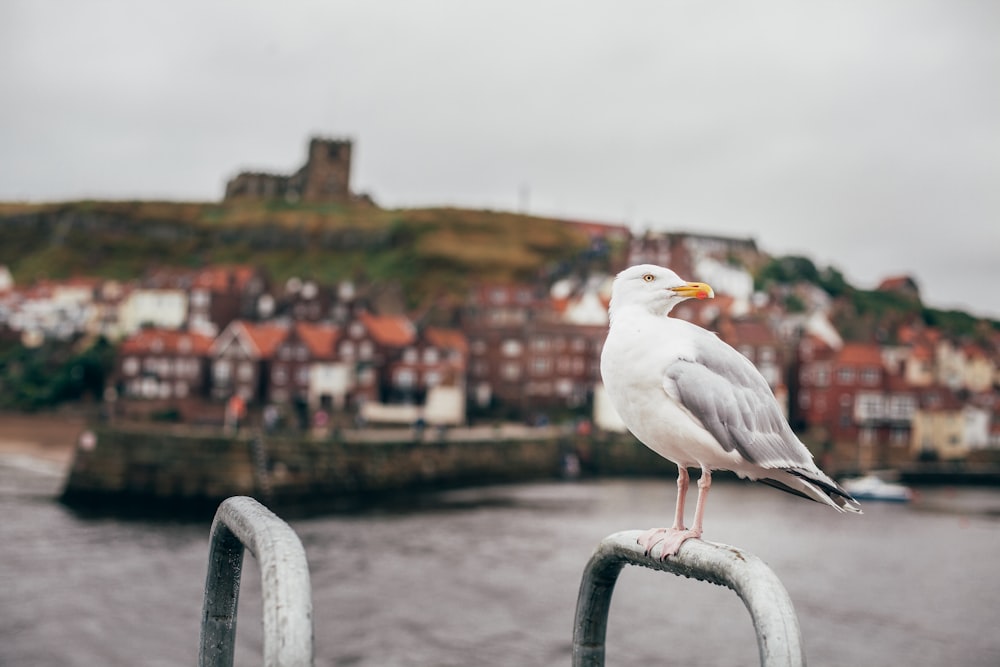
xmin=795 ymin=324 xmax=1000 ymax=468
xmin=3 ymin=227 xmax=1000 ymax=464
xmin=114 ymin=312 xmax=468 ymax=426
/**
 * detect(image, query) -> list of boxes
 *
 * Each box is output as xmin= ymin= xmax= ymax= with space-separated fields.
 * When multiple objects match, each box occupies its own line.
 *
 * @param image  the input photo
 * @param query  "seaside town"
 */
xmin=6 ymin=6 xmax=1000 ymax=665
xmin=1 ymin=139 xmax=998 ymax=479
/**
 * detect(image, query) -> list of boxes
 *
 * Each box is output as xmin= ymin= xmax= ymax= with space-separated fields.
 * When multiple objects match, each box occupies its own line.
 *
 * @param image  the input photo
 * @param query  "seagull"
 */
xmin=600 ymin=264 xmax=861 ymax=558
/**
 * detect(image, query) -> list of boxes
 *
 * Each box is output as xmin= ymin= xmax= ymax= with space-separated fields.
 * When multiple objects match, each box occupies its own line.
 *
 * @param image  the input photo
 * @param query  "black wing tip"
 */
xmin=780 ymin=469 xmax=863 ymax=514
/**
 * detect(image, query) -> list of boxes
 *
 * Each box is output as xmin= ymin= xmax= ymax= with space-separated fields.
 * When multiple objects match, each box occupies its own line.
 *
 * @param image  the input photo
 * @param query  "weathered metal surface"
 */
xmin=573 ymin=530 xmax=805 ymax=667
xmin=199 ymin=496 xmax=314 ymax=667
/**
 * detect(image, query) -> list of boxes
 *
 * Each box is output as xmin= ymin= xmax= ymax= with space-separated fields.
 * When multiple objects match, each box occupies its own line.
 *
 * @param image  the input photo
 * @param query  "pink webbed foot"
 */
xmin=636 ymin=527 xmax=702 ymax=559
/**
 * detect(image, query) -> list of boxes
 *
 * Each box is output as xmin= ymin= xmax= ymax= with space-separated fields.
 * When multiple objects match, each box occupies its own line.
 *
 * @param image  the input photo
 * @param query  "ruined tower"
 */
xmin=224 ymin=136 xmax=354 ymax=203
xmin=296 ymin=138 xmax=352 ymax=202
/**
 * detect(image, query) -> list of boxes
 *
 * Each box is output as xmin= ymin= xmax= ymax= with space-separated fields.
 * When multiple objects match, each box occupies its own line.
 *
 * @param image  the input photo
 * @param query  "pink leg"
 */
xmin=638 ymin=467 xmax=711 ymax=559
xmin=671 ymin=467 xmax=689 ymax=530
xmin=689 ymin=468 xmax=712 ymax=537
xmin=637 ymin=467 xmax=690 ymax=556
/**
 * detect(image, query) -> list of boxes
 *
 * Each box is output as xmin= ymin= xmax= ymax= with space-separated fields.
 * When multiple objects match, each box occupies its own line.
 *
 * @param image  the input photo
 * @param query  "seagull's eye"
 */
xmin=642 ymin=273 xmax=655 ymax=283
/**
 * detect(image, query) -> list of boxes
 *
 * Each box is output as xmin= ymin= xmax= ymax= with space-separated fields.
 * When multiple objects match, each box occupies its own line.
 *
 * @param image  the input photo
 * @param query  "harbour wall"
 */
xmin=60 ymin=425 xmax=674 ymax=515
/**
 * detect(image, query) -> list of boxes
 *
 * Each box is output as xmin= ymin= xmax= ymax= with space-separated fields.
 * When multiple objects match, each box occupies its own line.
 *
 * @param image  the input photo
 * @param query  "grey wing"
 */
xmin=663 ymin=336 xmax=812 ymax=468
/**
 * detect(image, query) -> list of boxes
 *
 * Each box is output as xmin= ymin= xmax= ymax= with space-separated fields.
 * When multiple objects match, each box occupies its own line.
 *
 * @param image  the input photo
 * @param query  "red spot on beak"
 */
xmin=696 ymin=291 xmax=708 ymax=300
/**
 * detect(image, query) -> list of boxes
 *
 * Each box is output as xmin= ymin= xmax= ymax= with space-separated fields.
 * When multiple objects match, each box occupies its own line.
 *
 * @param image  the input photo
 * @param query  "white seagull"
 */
xmin=600 ymin=264 xmax=861 ymax=558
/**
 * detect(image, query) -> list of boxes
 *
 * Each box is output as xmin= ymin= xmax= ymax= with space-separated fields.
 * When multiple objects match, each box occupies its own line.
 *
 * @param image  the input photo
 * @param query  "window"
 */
xmin=359 ymin=341 xmax=374 ymax=360
xmin=237 ymin=362 xmax=253 ymax=382
xmin=501 ymin=362 xmax=521 ymax=381
xmin=836 ymin=367 xmax=855 ymax=384
xmin=530 ymin=337 xmax=550 ymax=352
xmin=860 ymin=368 xmax=880 ymax=386
xmin=889 ymin=395 xmax=916 ymax=420
xmin=296 ymin=368 xmax=310 ymax=386
xmin=214 ymin=360 xmax=232 ymax=383
xmin=501 ymin=339 xmax=523 ymax=357
xmin=806 ymin=364 xmax=831 ymax=387
xmin=123 ymin=357 xmax=139 ymax=376
xmin=423 ymin=348 xmax=439 ymax=364
xmin=532 ymin=357 xmax=552 ymax=376
xmin=403 ymin=348 xmax=418 ymax=364
xmin=396 ymin=368 xmax=416 ymax=388
xmin=856 ymin=393 xmax=882 ymax=421
xmin=273 ymin=366 xmax=288 ymax=385
xmin=340 ymin=341 xmax=356 ymax=359
xmin=190 ymin=289 xmax=210 ymax=307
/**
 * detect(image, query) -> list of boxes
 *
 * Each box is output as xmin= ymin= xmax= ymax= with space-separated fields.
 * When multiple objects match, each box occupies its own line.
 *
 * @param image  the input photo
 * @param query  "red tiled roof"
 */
xmin=877 ymin=275 xmax=918 ymax=292
xmin=357 ymin=312 xmax=415 ymax=347
xmin=425 ymin=327 xmax=468 ymax=354
xmin=120 ymin=328 xmax=214 ymax=355
xmin=295 ymin=322 xmax=339 ymax=358
xmin=837 ymin=342 xmax=884 ymax=366
xmin=240 ymin=322 xmax=289 ymax=358
xmin=193 ymin=265 xmax=259 ymax=292
xmin=962 ymin=342 xmax=988 ymax=359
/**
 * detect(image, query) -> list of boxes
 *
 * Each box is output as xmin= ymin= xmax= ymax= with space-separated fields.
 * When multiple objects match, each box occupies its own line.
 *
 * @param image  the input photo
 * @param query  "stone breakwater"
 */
xmin=59 ymin=425 xmax=674 ymax=515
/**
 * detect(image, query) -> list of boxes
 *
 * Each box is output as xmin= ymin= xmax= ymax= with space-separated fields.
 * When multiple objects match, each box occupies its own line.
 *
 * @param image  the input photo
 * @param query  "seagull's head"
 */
xmin=609 ymin=264 xmax=715 ymax=318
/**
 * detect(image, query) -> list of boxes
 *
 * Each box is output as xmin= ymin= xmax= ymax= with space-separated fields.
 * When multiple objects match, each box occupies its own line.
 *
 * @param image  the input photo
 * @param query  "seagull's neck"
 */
xmin=608 ymin=302 xmax=673 ymax=328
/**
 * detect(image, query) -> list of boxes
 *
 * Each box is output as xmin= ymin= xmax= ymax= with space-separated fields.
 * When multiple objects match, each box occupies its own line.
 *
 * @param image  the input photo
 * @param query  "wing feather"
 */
xmin=663 ymin=331 xmax=811 ymax=469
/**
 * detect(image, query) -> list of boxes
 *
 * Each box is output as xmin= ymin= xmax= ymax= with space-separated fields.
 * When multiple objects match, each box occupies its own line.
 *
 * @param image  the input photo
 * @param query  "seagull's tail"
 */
xmin=760 ymin=468 xmax=863 ymax=514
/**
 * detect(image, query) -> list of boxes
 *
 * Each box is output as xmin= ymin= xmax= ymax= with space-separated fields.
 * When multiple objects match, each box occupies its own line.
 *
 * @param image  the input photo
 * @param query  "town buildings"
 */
xmin=1 ymin=225 xmax=998 ymax=469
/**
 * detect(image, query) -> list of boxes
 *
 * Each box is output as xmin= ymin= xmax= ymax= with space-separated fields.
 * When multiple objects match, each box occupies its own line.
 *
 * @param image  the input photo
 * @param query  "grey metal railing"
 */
xmin=199 ymin=496 xmax=314 ymax=667
xmin=573 ymin=530 xmax=805 ymax=667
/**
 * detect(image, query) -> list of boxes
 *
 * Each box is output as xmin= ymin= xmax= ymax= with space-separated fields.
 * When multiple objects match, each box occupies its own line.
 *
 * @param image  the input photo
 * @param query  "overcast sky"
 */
xmin=2 ymin=1 xmax=998 ymax=317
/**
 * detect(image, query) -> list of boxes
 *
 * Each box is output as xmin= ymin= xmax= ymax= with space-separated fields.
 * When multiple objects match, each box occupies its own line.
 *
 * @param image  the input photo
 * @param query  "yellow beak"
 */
xmin=672 ymin=281 xmax=715 ymax=300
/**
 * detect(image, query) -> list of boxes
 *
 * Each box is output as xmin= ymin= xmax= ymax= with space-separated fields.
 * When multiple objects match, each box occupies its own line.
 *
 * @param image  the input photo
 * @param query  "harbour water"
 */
xmin=2 ymin=453 xmax=999 ymax=666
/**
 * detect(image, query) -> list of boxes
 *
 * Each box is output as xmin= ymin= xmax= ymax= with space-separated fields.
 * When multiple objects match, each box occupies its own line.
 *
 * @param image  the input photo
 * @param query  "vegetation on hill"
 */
xmin=2 ymin=199 xmax=994 ymax=343
xmin=0 ymin=200 xmax=593 ymax=309
xmin=755 ymin=255 xmax=999 ymax=342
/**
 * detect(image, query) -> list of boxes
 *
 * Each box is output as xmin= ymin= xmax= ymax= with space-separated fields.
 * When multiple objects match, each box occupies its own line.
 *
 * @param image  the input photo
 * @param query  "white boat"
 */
xmin=841 ymin=474 xmax=913 ymax=503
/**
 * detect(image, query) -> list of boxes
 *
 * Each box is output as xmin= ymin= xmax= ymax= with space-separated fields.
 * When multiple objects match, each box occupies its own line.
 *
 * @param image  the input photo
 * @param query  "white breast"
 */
xmin=600 ymin=311 xmax=746 ymax=471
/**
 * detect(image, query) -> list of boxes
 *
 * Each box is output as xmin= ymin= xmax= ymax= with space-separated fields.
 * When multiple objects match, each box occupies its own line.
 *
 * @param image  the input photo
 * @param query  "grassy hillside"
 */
xmin=0 ymin=200 xmax=594 ymax=308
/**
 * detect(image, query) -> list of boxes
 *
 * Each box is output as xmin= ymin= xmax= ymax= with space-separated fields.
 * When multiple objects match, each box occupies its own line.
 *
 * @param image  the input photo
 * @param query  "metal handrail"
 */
xmin=573 ymin=531 xmax=805 ymax=667
xmin=199 ymin=496 xmax=314 ymax=667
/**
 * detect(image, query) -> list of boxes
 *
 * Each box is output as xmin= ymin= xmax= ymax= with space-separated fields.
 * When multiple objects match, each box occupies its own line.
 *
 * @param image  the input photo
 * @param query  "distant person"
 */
xmin=225 ymin=394 xmax=246 ymax=435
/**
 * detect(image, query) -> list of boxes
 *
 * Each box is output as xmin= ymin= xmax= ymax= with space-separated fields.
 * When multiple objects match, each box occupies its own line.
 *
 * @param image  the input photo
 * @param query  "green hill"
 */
xmin=0 ymin=200 xmax=594 ymax=308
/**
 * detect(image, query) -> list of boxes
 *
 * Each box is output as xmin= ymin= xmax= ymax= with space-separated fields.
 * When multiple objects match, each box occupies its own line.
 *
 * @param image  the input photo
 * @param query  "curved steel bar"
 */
xmin=199 ymin=496 xmax=314 ymax=667
xmin=573 ymin=530 xmax=804 ymax=667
